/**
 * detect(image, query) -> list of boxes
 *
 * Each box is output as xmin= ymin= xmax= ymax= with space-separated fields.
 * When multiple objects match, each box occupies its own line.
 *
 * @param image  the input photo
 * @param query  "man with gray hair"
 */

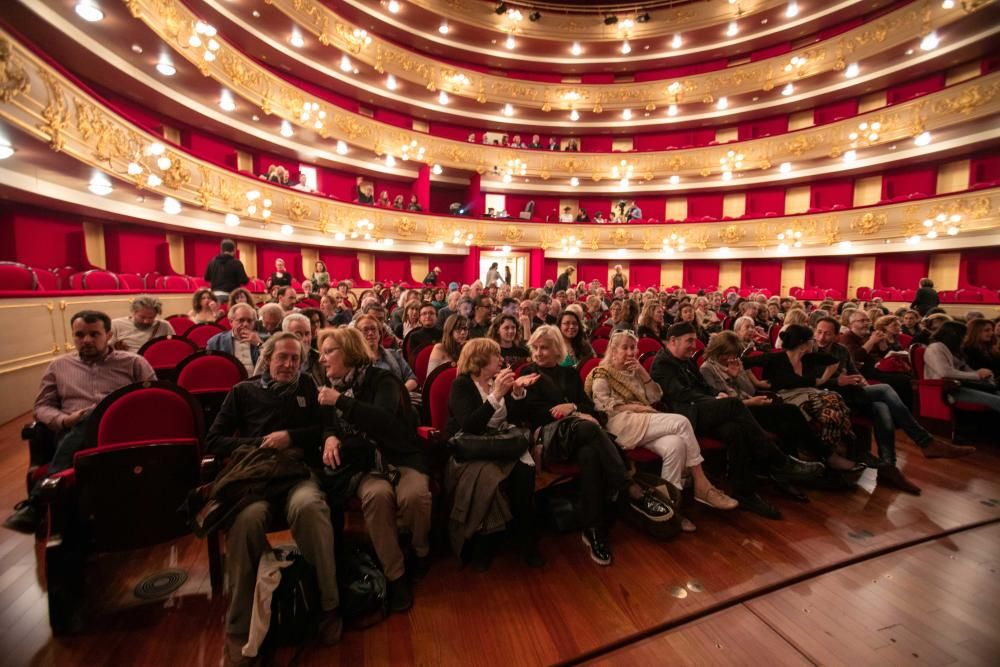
xmin=257 ymin=303 xmax=284 ymax=341
xmin=110 ymin=295 xmax=175 ymax=353
xmin=208 ymin=303 xmax=262 ymax=375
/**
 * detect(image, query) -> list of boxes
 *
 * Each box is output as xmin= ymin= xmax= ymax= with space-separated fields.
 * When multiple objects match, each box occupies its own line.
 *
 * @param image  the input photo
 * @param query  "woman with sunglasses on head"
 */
xmin=427 ymin=314 xmax=470 ymax=375
xmin=586 ymin=331 xmax=737 ymax=532
xmin=520 ymin=326 xmax=670 ymax=566
xmin=558 ymin=310 xmax=594 ymax=369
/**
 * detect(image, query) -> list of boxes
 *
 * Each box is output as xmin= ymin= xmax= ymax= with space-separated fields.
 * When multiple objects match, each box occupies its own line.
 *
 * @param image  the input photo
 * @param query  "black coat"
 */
xmin=911 ymin=287 xmax=939 ymax=316
xmin=517 ymin=364 xmax=598 ymax=430
xmin=649 ymin=350 xmax=716 ymax=421
xmin=554 ymin=271 xmax=572 ymax=293
xmin=446 ymin=374 xmax=525 ymax=437
xmin=203 ymin=253 xmax=249 ymax=293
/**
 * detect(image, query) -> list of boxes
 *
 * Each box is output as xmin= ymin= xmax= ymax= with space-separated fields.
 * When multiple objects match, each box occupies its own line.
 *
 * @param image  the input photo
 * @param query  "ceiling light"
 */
xmin=569 ymin=109 xmax=579 ymax=121
xmin=926 ymin=230 xmax=938 ymax=239
xmin=671 ymin=34 xmax=682 ymax=49
xmin=127 ymin=162 xmax=142 ymax=175
xmin=844 ymin=63 xmax=860 ymax=78
xmin=155 ymin=57 xmax=176 ymax=76
xmin=621 ymin=109 xmax=632 ymax=120
xmin=947 ymin=226 xmax=959 ymax=236
xmin=340 ymin=54 xmax=352 ymax=72
xmin=906 ymin=235 xmax=921 ymax=245
xmin=505 ymin=35 xmax=515 ymax=50
xmin=620 ymin=41 xmax=631 ymax=55
xmin=438 ymin=90 xmax=449 ymax=105
xmin=146 ymin=174 xmax=162 ymax=187
xmin=156 ymin=156 xmax=172 ymax=171
xmin=162 ymin=197 xmax=181 ymax=215
xmin=779 ymin=162 xmax=792 ymax=174
xmin=502 ymin=173 xmax=512 ymax=184
xmin=726 ymin=22 xmax=738 ymax=37
xmin=666 ymin=104 xmax=678 ymax=116
xmin=387 ymin=0 xmax=401 ymax=12
xmin=721 ymin=171 xmax=732 ymax=182
xmin=529 ymin=10 xmax=541 ymax=21
xmin=219 ymin=89 xmax=236 ymax=112
xmin=843 ymin=149 xmax=857 ymax=163
xmin=385 ymin=154 xmax=396 ymax=167
xmin=246 ymin=190 xmax=260 ymax=201
xmin=336 ymin=140 xmax=348 ymax=155
xmin=88 ymin=173 xmax=113 ymax=196
xmin=942 ymin=0 xmax=955 ymax=6
xmin=289 ymin=29 xmax=305 ymax=49
xmin=914 ymin=131 xmax=932 ymax=146
xmin=280 ymin=120 xmax=293 ymax=137
xmin=571 ymin=42 xmax=582 ymax=56
xmin=669 ymin=175 xmax=680 ymax=185
xmin=781 ymin=83 xmax=794 ymax=96
xmin=75 ymin=0 xmax=104 ymax=22
xmin=570 ymin=177 xmax=579 ymax=187
xmin=280 ymin=224 xmax=293 ymax=235
xmin=502 ymin=103 xmax=514 ymax=116
xmin=188 ymin=35 xmax=202 ymax=48
xmin=386 ymin=74 xmax=397 ymax=90
xmin=224 ymin=213 xmax=240 ymax=227
xmin=839 ymin=241 xmax=853 ymax=250
xmin=785 ymin=2 xmax=799 ymax=18
xmin=131 ymin=44 xmax=143 ymax=54
xmin=920 ymin=32 xmax=940 ymax=51
xmin=382 ymin=238 xmax=394 ymax=247
xmin=438 ymin=22 xmax=449 ymax=34
xmin=431 ymin=164 xmax=443 ymax=175
xmin=604 ymin=15 xmax=618 ymax=25
xmin=716 ymin=97 xmax=728 ymax=110
xmin=0 ymin=143 xmax=19 ymax=160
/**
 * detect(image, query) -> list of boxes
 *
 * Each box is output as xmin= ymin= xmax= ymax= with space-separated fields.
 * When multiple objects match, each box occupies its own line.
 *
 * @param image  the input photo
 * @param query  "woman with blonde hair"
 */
xmin=774 ymin=308 xmax=807 ymax=350
xmin=636 ymin=302 xmax=666 ymax=341
xmin=586 ymin=331 xmax=737 ymax=530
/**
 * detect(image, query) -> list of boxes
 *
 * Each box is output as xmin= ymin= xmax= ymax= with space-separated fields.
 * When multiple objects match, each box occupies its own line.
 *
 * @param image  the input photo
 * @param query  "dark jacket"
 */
xmin=649 ymin=350 xmax=717 ymax=420
xmin=743 ymin=351 xmax=837 ymax=391
xmin=911 ymin=287 xmax=939 ymax=316
xmin=207 ymin=375 xmax=322 ymax=466
xmin=554 ymin=271 xmax=572 ymax=293
xmin=322 ymin=366 xmax=427 ymax=473
xmin=204 ymin=253 xmax=249 ymax=293
xmin=446 ymin=373 xmax=525 ymax=437
xmin=517 ymin=364 xmax=598 ymax=430
xmin=268 ymin=272 xmax=292 ymax=288
xmin=423 ymin=271 xmax=439 ymax=286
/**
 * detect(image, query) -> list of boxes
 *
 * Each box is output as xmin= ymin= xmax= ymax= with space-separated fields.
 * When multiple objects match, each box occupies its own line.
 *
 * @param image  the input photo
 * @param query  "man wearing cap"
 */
xmin=423 ymin=266 xmax=442 ymax=286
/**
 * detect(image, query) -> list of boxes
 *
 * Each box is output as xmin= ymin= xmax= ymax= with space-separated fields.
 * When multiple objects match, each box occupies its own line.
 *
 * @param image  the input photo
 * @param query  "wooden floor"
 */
xmin=0 ymin=412 xmax=998 ymax=667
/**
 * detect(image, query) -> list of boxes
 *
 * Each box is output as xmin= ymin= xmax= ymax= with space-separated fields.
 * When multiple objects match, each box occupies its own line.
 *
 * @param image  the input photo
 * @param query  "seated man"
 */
xmin=839 ymin=310 xmax=914 ymax=408
xmin=257 ymin=303 xmax=285 ymax=341
xmin=276 ymin=286 xmax=299 ymax=314
xmin=207 ymin=303 xmax=261 ymax=375
xmin=814 ymin=317 xmax=973 ymax=494
xmin=650 ymin=322 xmax=824 ymax=519
xmin=207 ymin=333 xmax=341 ymax=664
xmin=5 ymin=310 xmax=156 ymax=533
xmin=109 ymin=294 xmax=175 ymax=353
xmin=407 ymin=303 xmax=443 ymax=356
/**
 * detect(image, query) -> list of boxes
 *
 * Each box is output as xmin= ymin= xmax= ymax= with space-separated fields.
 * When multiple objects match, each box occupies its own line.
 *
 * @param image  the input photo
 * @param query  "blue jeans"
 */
xmin=951 ymin=386 xmax=1000 ymax=413
xmin=862 ymin=384 xmax=931 ymax=466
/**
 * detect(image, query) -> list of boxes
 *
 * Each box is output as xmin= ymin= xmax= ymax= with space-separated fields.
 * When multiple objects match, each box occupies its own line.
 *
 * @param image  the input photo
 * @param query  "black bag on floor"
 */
xmin=538 ymin=479 xmax=580 ymax=533
xmin=618 ymin=472 xmax=681 ymax=541
xmin=267 ymin=547 xmax=320 ymax=647
xmin=337 ymin=545 xmax=388 ymax=628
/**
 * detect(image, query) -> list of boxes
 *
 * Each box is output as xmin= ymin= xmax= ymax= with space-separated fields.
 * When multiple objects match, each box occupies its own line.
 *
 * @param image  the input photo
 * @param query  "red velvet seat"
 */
xmin=138 ymin=335 xmax=198 ymax=381
xmin=412 ymin=343 xmax=435 ymax=386
xmin=76 ymin=270 xmax=121 ymax=290
xmin=142 ymin=272 xmax=162 ymax=290
xmin=166 ymin=315 xmax=194 ymax=336
xmin=639 ymin=351 xmax=658 ymax=373
xmin=592 ymin=325 xmax=612 ymax=339
xmin=591 ymin=338 xmax=609 ymax=356
xmin=156 ymin=275 xmax=192 ymax=291
xmin=856 ymin=287 xmax=872 ymax=301
xmin=578 ymin=357 xmax=601 ymax=384
xmin=0 ymin=261 xmax=37 ymax=290
xmin=418 ymin=364 xmax=457 ymax=445
xmin=117 ymin=273 xmax=144 ymax=290
xmin=636 ymin=337 xmax=663 ymax=355
xmin=176 ymin=350 xmax=248 ymax=424
xmin=247 ymin=278 xmax=267 ymax=293
xmin=31 ymin=267 xmax=58 ymax=291
xmin=183 ymin=322 xmax=226 ymax=349
xmin=910 ymin=344 xmax=988 ymax=440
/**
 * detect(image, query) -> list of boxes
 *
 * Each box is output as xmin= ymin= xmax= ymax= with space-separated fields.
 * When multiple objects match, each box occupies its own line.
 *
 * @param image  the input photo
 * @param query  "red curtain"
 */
xmin=257 ymin=243 xmax=304 ymax=281
xmin=740 ymin=260 xmax=782 ymax=293
xmin=750 ymin=43 xmax=791 ymax=61
xmin=873 ymin=254 xmax=929 ymax=290
xmin=633 ymin=197 xmax=667 ymax=221
xmin=628 ymin=261 xmax=661 ymax=291
xmin=580 ymin=136 xmax=613 ymax=152
xmin=426 ymin=255 xmax=467 ymax=286
xmin=429 ymin=121 xmax=477 ymax=142
xmin=183 ymin=130 xmax=238 ymax=170
xmin=886 ymin=73 xmax=946 ymax=105
xmin=430 ymin=186 xmax=467 ymax=215
xmin=633 ymin=59 xmax=726 ymax=82
xmin=576 ymin=259 xmax=608 ymax=286
xmin=969 ymin=153 xmax=1000 ymax=185
xmin=809 ymin=178 xmax=854 ymax=209
xmin=683 ymin=261 xmax=720 ymax=290
xmin=94 ymin=86 xmax=163 ymax=134
xmin=959 ymin=249 xmax=1000 ymax=289
xmin=737 ymin=115 xmax=789 ymax=141
xmin=0 ymin=205 xmax=88 ymax=269
xmin=686 ymin=193 xmax=723 ymax=220
xmin=543 ymin=258 xmax=560 ymax=283
xmin=184 ymin=234 xmax=226 ymax=277
xmin=804 ymin=258 xmax=849 ymax=293
xmin=318 ymin=249 xmax=363 ymax=284
xmin=881 ymin=165 xmax=937 ymax=200
xmin=317 ymin=168 xmax=356 ymax=201
xmin=744 ymin=188 xmax=786 ymax=216
xmin=374 ymin=108 xmax=412 ymax=129
xmin=813 ymin=99 xmax=858 ymax=125
xmin=578 ymin=197 xmax=611 ymax=219
xmin=103 ymin=226 xmax=171 ymax=275
xmin=512 ymin=71 xmax=561 ymax=82
xmin=374 ymin=252 xmax=413 ymax=284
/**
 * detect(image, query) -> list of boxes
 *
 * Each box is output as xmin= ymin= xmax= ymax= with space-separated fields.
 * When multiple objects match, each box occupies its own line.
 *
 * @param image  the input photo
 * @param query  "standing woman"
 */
xmin=485 ymin=262 xmax=501 ymax=287
xmin=910 ymin=277 xmax=939 ymax=316
xmin=446 ymin=339 xmax=544 ymax=570
xmin=558 ymin=310 xmax=595 ymax=368
xmin=311 ymin=261 xmax=331 ymax=291
xmin=488 ymin=314 xmax=530 ymax=367
xmin=317 ymin=327 xmax=431 ymax=612
xmin=586 ymin=331 xmax=737 ymax=531
xmin=428 ymin=314 xmax=469 ymax=374
xmin=520 ymin=326 xmax=669 ymax=565
xmin=268 ymin=258 xmax=292 ymax=289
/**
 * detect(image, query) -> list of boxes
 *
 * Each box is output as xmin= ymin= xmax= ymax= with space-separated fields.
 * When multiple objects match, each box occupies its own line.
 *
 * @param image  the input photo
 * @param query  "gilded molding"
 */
xmin=0 ymin=38 xmax=30 ymax=103
xmin=0 ymin=26 xmax=998 ymax=254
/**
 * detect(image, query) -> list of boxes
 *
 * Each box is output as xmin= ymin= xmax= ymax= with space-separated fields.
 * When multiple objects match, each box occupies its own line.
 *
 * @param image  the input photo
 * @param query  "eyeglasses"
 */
xmin=232 ymin=318 xmax=256 ymax=325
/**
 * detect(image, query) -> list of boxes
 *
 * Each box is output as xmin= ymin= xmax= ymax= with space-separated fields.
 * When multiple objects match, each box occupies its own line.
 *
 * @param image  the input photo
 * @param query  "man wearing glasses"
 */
xmin=468 ymin=295 xmax=495 ymax=339
xmin=208 ymin=303 xmax=262 ymax=375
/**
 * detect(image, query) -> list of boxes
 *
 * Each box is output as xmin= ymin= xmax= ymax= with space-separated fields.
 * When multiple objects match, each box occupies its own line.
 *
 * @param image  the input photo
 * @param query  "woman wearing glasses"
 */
xmin=428 ymin=314 xmax=470 ymax=375
xmin=586 ymin=331 xmax=738 ymax=531
xmin=355 ymin=313 xmax=419 ymax=393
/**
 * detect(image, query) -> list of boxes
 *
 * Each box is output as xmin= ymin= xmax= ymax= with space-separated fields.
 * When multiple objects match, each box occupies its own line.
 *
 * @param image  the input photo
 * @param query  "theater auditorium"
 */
xmin=0 ymin=0 xmax=998 ymax=664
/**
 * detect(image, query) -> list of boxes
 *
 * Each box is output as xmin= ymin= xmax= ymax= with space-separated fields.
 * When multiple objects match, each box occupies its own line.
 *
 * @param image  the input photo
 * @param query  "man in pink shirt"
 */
xmin=4 ymin=310 xmax=155 ymax=533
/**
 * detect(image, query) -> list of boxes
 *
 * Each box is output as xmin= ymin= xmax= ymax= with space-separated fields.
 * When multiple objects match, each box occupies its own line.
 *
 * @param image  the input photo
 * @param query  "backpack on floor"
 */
xmin=538 ymin=479 xmax=581 ymax=533
xmin=337 ymin=545 xmax=388 ymax=628
xmin=619 ymin=472 xmax=682 ymax=541
xmin=267 ymin=547 xmax=320 ymax=647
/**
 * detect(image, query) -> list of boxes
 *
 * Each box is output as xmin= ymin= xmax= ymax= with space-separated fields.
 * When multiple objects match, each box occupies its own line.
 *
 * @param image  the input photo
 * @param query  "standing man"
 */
xmin=554 ymin=266 xmax=575 ymax=294
xmin=110 ymin=295 xmax=175 ymax=353
xmin=204 ymin=239 xmax=249 ymax=301
xmin=423 ymin=266 xmax=441 ymax=286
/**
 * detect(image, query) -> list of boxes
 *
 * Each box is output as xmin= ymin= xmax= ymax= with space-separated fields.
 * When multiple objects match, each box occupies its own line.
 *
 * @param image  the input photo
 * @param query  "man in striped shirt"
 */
xmin=4 ymin=310 xmax=156 ymax=533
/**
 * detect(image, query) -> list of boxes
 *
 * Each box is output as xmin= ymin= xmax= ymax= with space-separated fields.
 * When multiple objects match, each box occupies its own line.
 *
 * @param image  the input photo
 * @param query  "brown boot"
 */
xmin=877 ymin=464 xmax=921 ymax=495
xmin=318 ymin=609 xmax=344 ymax=645
xmin=922 ymin=438 xmax=976 ymax=459
xmin=223 ymin=635 xmax=258 ymax=667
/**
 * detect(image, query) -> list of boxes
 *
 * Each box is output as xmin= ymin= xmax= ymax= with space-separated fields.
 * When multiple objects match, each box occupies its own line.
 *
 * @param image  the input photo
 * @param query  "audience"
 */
xmin=190 ymin=288 xmax=221 ymax=324
xmin=924 ymin=321 xmax=1000 ymax=412
xmin=110 ymin=295 xmax=174 ymax=352
xmin=207 ymin=303 xmax=262 ymax=375
xmin=487 ymin=314 xmax=530 ymax=367
xmin=961 ymin=318 xmax=1000 ymax=376
xmin=267 ymin=258 xmax=292 ymax=289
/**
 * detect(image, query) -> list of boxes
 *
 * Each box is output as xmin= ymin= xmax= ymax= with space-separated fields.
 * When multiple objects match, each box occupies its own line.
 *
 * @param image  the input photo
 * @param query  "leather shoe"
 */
xmin=693 ymin=486 xmax=738 ymax=510
xmin=223 ymin=635 xmax=258 ymax=667
xmin=922 ymin=439 xmax=975 ymax=459
xmin=877 ymin=464 xmax=921 ymax=495
xmin=387 ymin=576 xmax=413 ymax=613
xmin=3 ymin=499 xmax=41 ymax=534
xmin=318 ymin=609 xmax=343 ymax=645
xmin=629 ymin=489 xmax=669 ymax=520
xmin=520 ymin=542 xmax=546 ymax=568
xmin=772 ymin=456 xmax=825 ymax=481
xmin=581 ymin=529 xmax=612 ymax=566
xmin=409 ymin=554 xmax=431 ymax=582
xmin=734 ymin=493 xmax=783 ymax=520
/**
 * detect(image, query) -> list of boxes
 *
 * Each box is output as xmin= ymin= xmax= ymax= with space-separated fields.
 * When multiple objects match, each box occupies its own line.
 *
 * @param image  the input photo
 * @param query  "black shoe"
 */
xmin=772 ymin=456 xmax=825 ymax=481
xmin=770 ymin=475 xmax=809 ymax=503
xmin=469 ymin=536 xmax=497 ymax=572
xmin=386 ymin=576 xmax=413 ymax=613
xmin=409 ymin=554 xmax=431 ymax=582
xmin=519 ymin=541 xmax=546 ymax=569
xmin=628 ymin=489 xmax=669 ymax=520
xmin=734 ymin=493 xmax=783 ymax=520
xmin=3 ymin=499 xmax=41 ymax=534
xmin=858 ymin=451 xmax=882 ymax=469
xmin=581 ymin=529 xmax=612 ymax=566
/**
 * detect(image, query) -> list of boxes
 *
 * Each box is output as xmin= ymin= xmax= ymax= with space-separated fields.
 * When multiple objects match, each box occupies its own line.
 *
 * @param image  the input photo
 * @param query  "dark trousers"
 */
xmin=572 ymin=420 xmax=631 ymax=533
xmin=689 ymin=398 xmax=784 ymax=495
xmin=749 ymin=403 xmax=833 ymax=460
xmin=503 ymin=461 xmax=537 ymax=542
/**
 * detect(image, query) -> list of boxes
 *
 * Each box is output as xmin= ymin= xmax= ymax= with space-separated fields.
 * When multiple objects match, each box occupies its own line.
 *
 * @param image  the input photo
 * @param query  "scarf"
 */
xmin=259 ymin=372 xmax=301 ymax=399
xmin=584 ymin=365 xmax=648 ymax=405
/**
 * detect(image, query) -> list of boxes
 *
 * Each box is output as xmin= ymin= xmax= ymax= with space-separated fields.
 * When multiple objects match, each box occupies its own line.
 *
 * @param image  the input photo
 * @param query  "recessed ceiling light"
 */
xmin=505 ymin=35 xmax=515 ymax=49
xmin=920 ymin=32 xmax=940 ymax=51
xmin=670 ymin=34 xmax=682 ymax=49
xmin=621 ymin=109 xmax=632 ymax=120
xmin=571 ymin=42 xmax=582 ymax=56
xmin=779 ymin=162 xmax=792 ymax=174
xmin=386 ymin=74 xmax=397 ymax=90
xmin=438 ymin=22 xmax=449 ymax=34
xmin=88 ymin=173 xmax=113 ymax=196
xmin=502 ymin=103 xmax=514 ymax=116
xmin=914 ymin=131 xmax=932 ymax=146
xmin=438 ymin=90 xmax=449 ymax=105
xmin=340 ymin=54 xmax=352 ymax=72
xmin=669 ymin=175 xmax=680 ymax=185
xmin=280 ymin=120 xmax=293 ymax=137
xmin=162 ymin=197 xmax=181 ymax=215
xmin=155 ymin=57 xmax=176 ymax=76
xmin=252 ymin=114 xmax=260 ymax=121
xmin=843 ymin=149 xmax=857 ymax=163
xmin=131 ymin=44 xmax=143 ymax=54
xmin=0 ymin=141 xmax=15 ymax=160
xmin=75 ymin=0 xmax=104 ymax=22
xmin=224 ymin=213 xmax=240 ymax=227
xmin=620 ymin=41 xmax=631 ymax=54
xmin=716 ymin=97 xmax=728 ymax=110
xmin=219 ymin=89 xmax=236 ymax=112
xmin=569 ymin=109 xmax=579 ymax=121
xmin=781 ymin=83 xmax=794 ymax=96
xmin=385 ymin=154 xmax=396 ymax=167
xmin=290 ymin=29 xmax=304 ymax=48
xmin=726 ymin=21 xmax=738 ymax=37
xmin=785 ymin=2 xmax=799 ymax=18
xmin=844 ymin=63 xmax=860 ymax=78
xmin=666 ymin=104 xmax=678 ymax=116
xmin=569 ymin=177 xmax=579 ymax=187
xmin=281 ymin=224 xmax=294 ymax=235
xmin=252 ymin=10 xmax=260 ymax=18
xmin=431 ymin=164 xmax=443 ymax=175
xmin=721 ymin=171 xmax=732 ymax=182
xmin=387 ymin=0 xmax=400 ymax=13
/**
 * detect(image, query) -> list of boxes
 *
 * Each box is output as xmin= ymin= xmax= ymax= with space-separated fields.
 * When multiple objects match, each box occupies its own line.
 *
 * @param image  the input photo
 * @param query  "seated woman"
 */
xmin=317 ymin=327 xmax=431 ymax=612
xmin=487 ymin=314 xmax=530 ymax=368
xmin=614 ymin=299 xmax=640 ymax=332
xmin=356 ymin=314 xmax=419 ymax=394
xmin=520 ymin=326 xmax=670 ymax=566
xmin=227 ymin=287 xmax=255 ymax=310
xmin=267 ymin=258 xmax=292 ymax=289
xmin=676 ymin=303 xmax=708 ymax=345
xmin=962 ymin=318 xmax=1000 ymax=377
xmin=376 ymin=190 xmax=391 ymax=208
xmin=636 ymin=302 xmax=666 ymax=342
xmin=446 ymin=339 xmax=544 ymax=570
xmin=733 ymin=315 xmax=771 ymax=354
xmin=774 ymin=308 xmax=807 ymax=350
xmin=407 ymin=195 xmax=423 ymax=212
xmin=925 ymin=321 xmax=1000 ymax=412
xmin=394 ymin=302 xmax=422 ymax=340
xmin=558 ymin=310 xmax=595 ymax=368
xmin=428 ymin=314 xmax=469 ymax=375
xmin=190 ymin=288 xmax=222 ymax=324
xmin=392 ymin=194 xmax=405 ymax=210
xmin=702 ymin=331 xmax=861 ymax=473
xmin=586 ymin=331 xmax=737 ymax=531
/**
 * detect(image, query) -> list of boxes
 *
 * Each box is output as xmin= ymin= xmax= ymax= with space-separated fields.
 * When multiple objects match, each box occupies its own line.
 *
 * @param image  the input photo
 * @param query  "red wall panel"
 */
xmin=576 ymin=259 xmax=607 ymax=286
xmin=810 ymin=178 xmax=854 ymax=209
xmin=374 ymin=252 xmax=413 ymax=284
xmin=881 ymin=165 xmax=937 ymax=200
xmin=886 ymin=72 xmax=946 ymax=105
xmin=103 ymin=225 xmax=171 ymax=275
xmin=740 ymin=260 xmax=782 ymax=293
xmin=750 ymin=42 xmax=792 ymax=61
xmin=683 ymin=261 xmax=720 ymax=290
xmin=628 ymin=260 xmax=661 ymax=291
xmin=744 ymin=188 xmax=786 ymax=216
xmin=873 ymin=254 xmax=929 ymax=290
xmin=184 ymin=130 xmax=238 ymax=170
xmin=970 ymin=152 xmax=1000 ymax=185
xmin=804 ymin=258 xmax=849 ymax=293
xmin=686 ymin=193 xmax=724 ymax=220
xmin=814 ymin=99 xmax=858 ymax=125
xmin=374 ymin=108 xmax=412 ymax=129
xmin=426 ymin=255 xmax=468 ymax=286
xmin=0 ymin=205 xmax=89 ymax=269
xmin=185 ymin=234 xmax=227 ymax=277
xmin=959 ymin=249 xmax=1000 ymax=290
xmin=737 ymin=115 xmax=789 ymax=141
xmin=257 ymin=243 xmax=304 ymax=281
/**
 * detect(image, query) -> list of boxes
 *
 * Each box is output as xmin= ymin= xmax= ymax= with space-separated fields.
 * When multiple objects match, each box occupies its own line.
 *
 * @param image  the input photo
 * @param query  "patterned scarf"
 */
xmin=584 ymin=365 xmax=648 ymax=405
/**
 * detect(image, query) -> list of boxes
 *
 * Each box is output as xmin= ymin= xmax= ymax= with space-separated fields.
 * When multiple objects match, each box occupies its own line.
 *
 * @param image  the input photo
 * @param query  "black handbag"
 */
xmin=449 ymin=425 xmax=531 ymax=463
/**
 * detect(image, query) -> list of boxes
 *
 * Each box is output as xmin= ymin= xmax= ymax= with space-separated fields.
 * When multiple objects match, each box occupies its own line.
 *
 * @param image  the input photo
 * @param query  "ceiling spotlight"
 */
xmin=281 ymin=224 xmax=294 ymax=235
xmin=669 ymin=175 xmax=680 ymax=185
xmin=438 ymin=22 xmax=449 ymax=34
xmin=529 ymin=10 xmax=541 ymax=21
xmin=781 ymin=83 xmax=794 ymax=96
xmin=162 ymin=197 xmax=181 ymax=215
xmin=785 ymin=2 xmax=799 ymax=18
xmin=431 ymin=164 xmax=443 ymax=175
xmin=505 ymin=35 xmax=515 ymax=49
xmin=386 ymin=74 xmax=397 ymax=90
xmin=569 ymin=109 xmax=579 ymax=121
xmin=224 ymin=213 xmax=240 ymax=227
xmin=920 ymin=32 xmax=940 ymax=51
xmin=721 ymin=171 xmax=732 ymax=182
xmin=336 ymin=140 xmax=348 ymax=155
xmin=219 ymin=89 xmax=236 ymax=112
xmin=280 ymin=119 xmax=293 ymax=137
xmin=155 ymin=56 xmax=176 ymax=76
xmin=716 ymin=96 xmax=728 ymax=110
xmin=385 ymin=154 xmax=396 ymax=167
xmin=604 ymin=15 xmax=618 ymax=25
xmin=290 ymin=29 xmax=304 ymax=48
xmin=88 ymin=173 xmax=113 ymax=196
xmin=75 ymin=0 xmax=104 ymax=22
xmin=942 ymin=0 xmax=955 ymax=7
xmin=845 ymin=62 xmax=860 ymax=78
xmin=914 ymin=131 xmax=932 ymax=146
xmin=670 ymin=34 xmax=682 ymax=49
xmin=620 ymin=41 xmax=631 ymax=54
xmin=387 ymin=0 xmax=400 ymax=13
xmin=666 ymin=104 xmax=678 ymax=116
xmin=340 ymin=54 xmax=352 ymax=72
xmin=636 ymin=12 xmax=651 ymax=23
xmin=571 ymin=42 xmax=582 ymax=56
xmin=843 ymin=149 xmax=857 ymax=163
xmin=570 ymin=177 xmax=579 ymax=187
xmin=438 ymin=90 xmax=449 ymax=105
xmin=621 ymin=109 xmax=632 ymax=120
xmin=779 ymin=162 xmax=792 ymax=174
xmin=726 ymin=21 xmax=738 ymax=37
xmin=0 ymin=141 xmax=16 ymax=160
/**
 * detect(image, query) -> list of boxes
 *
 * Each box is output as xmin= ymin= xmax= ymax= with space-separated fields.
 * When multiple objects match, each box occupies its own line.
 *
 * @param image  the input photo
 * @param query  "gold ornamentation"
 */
xmin=501 ymin=225 xmax=523 ymax=243
xmin=0 ymin=38 xmax=29 ymax=103
xmin=610 ymin=228 xmax=633 ymax=246
xmin=718 ymin=225 xmax=745 ymax=245
xmin=287 ymin=197 xmax=311 ymax=223
xmin=162 ymin=154 xmax=192 ymax=189
xmin=38 ymin=70 xmax=69 ymax=152
xmin=851 ymin=212 xmax=886 ymax=235
xmin=394 ymin=216 xmax=417 ymax=236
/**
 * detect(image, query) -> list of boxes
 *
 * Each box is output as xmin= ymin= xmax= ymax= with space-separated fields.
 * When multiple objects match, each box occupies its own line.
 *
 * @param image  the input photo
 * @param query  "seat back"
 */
xmin=31 ymin=267 xmax=58 ymax=291
xmin=117 ymin=273 xmax=145 ymax=290
xmin=166 ymin=315 xmax=195 ymax=336
xmin=413 ymin=343 xmax=435 ymax=386
xmin=911 ymin=344 xmax=927 ymax=379
xmin=156 ymin=275 xmax=192 ymax=291
xmin=639 ymin=351 xmax=658 ymax=373
xmin=636 ymin=337 xmax=662 ymax=355
xmin=184 ymin=323 xmax=226 ymax=349
xmin=592 ymin=325 xmax=612 ymax=339
xmin=176 ymin=350 xmax=248 ymax=394
xmin=423 ymin=365 xmax=457 ymax=433
xmin=769 ymin=324 xmax=781 ymax=346
xmin=138 ymin=336 xmax=198 ymax=380
xmin=86 ymin=381 xmax=203 ymax=450
xmin=0 ymin=261 xmax=37 ymax=290
xmin=578 ymin=357 xmax=601 ymax=384
xmin=81 ymin=270 xmax=121 ymax=290
xmin=591 ymin=338 xmax=609 ymax=356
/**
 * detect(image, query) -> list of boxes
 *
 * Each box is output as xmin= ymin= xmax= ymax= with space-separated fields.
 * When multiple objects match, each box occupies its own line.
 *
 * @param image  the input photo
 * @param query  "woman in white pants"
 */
xmin=585 ymin=330 xmax=737 ymax=530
